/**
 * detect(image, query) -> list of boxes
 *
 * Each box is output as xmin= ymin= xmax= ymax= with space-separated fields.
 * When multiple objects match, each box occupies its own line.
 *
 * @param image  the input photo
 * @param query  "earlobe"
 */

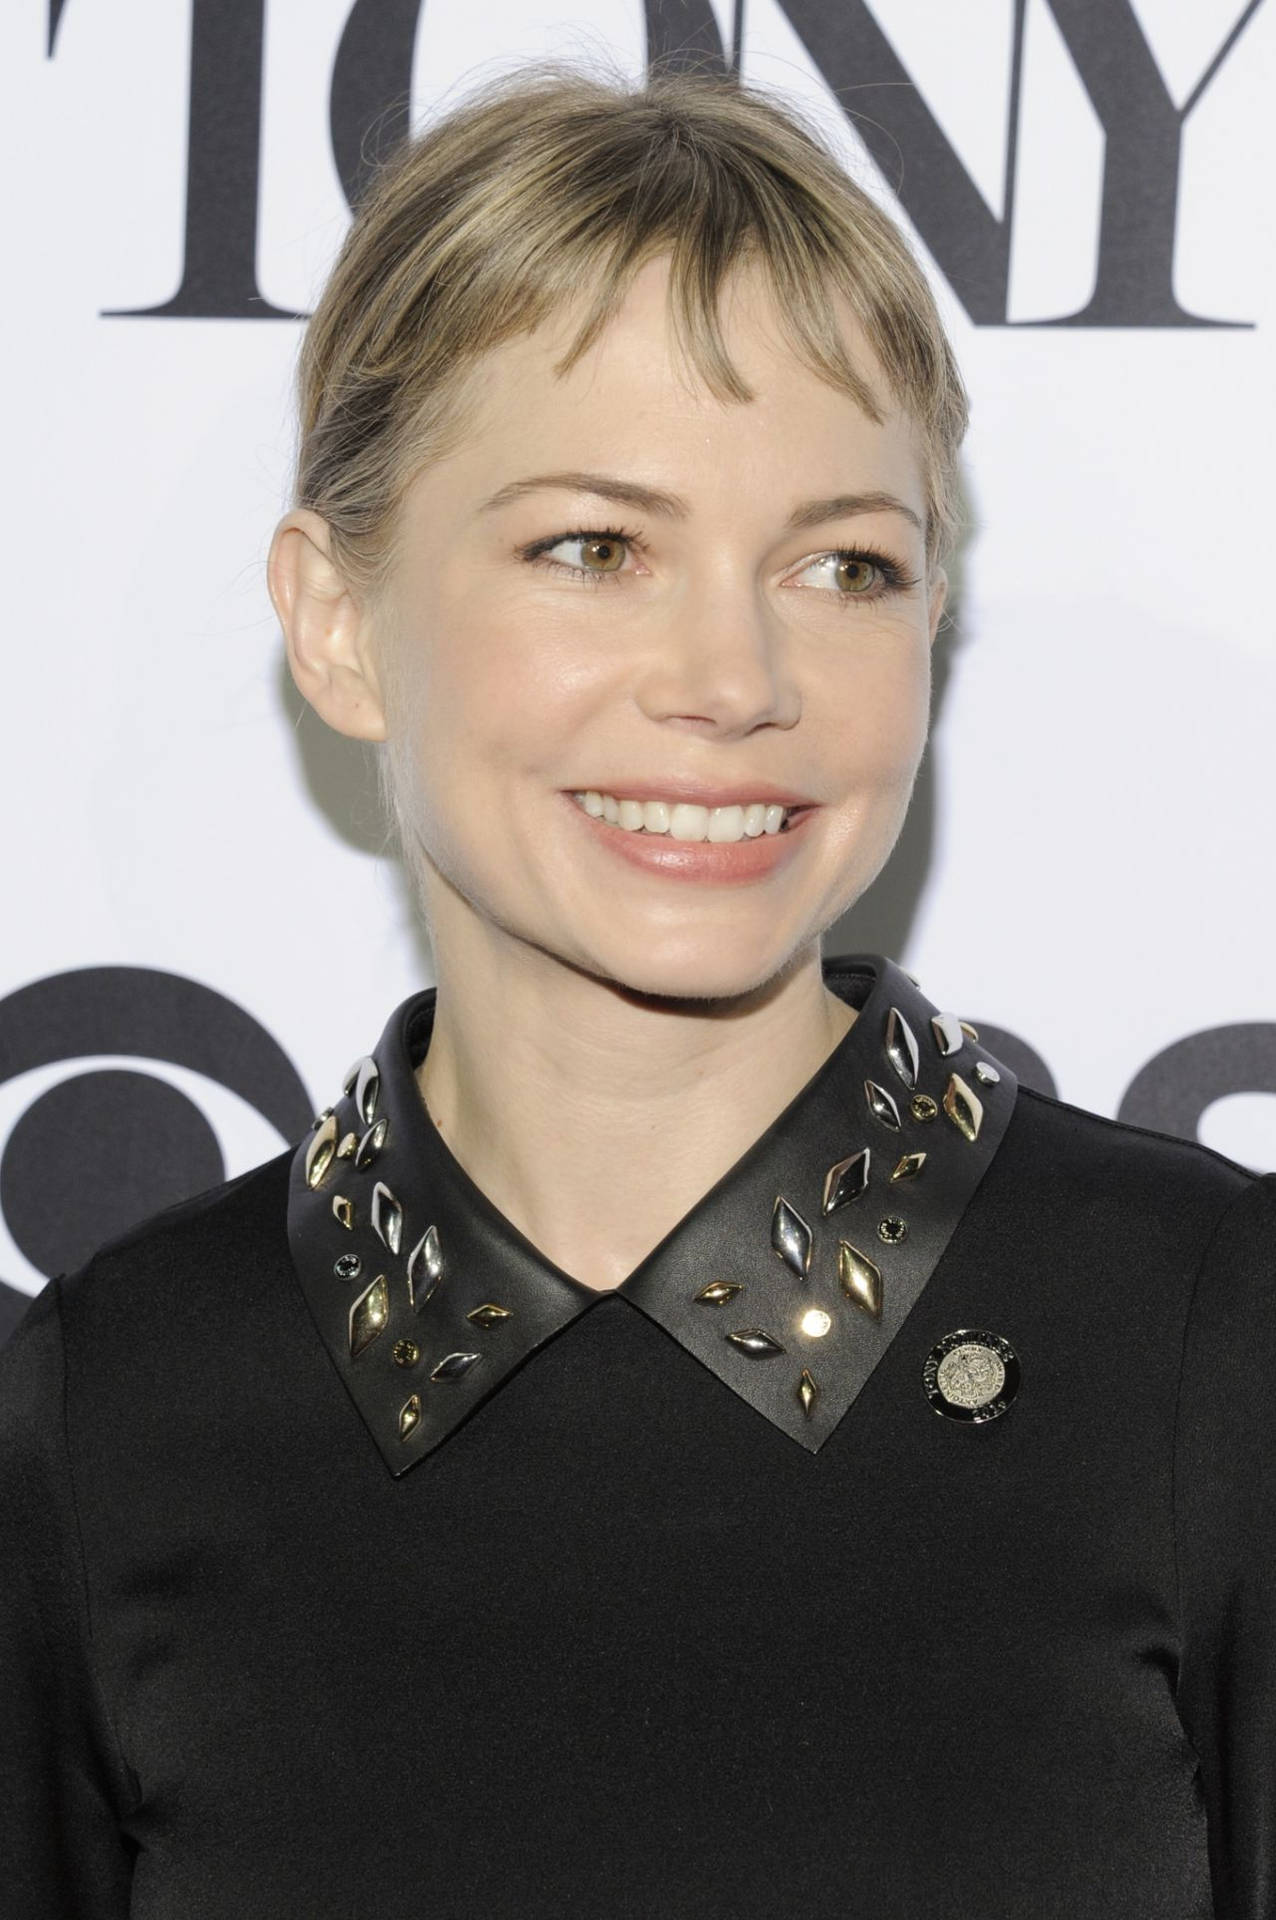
xmin=268 ymin=510 xmax=389 ymax=743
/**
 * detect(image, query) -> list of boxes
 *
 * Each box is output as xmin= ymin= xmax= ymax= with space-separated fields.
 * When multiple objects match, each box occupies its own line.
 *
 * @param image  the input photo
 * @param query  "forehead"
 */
xmin=408 ymin=253 xmax=926 ymax=519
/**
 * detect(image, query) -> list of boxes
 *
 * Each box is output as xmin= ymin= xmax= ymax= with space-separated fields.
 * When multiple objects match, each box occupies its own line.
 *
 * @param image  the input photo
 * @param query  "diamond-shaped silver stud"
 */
xmin=430 ymin=1350 xmax=481 ymax=1383
xmin=822 ymin=1147 xmax=870 ymax=1215
xmin=797 ymin=1368 xmax=818 ymax=1417
xmin=930 ymin=1012 xmax=965 ymax=1058
xmin=406 ymin=1225 xmax=444 ymax=1309
xmin=370 ymin=1181 xmax=403 ymax=1256
xmin=695 ymin=1281 xmax=744 ymax=1306
xmin=354 ymin=1056 xmax=381 ymax=1127
xmin=398 ymin=1394 xmax=421 ymax=1440
xmin=771 ymin=1196 xmax=813 ymax=1277
xmin=467 ymin=1303 xmax=511 ymax=1328
xmin=354 ymin=1117 xmax=389 ymax=1169
xmin=884 ymin=1007 xmax=920 ymax=1089
xmin=864 ymin=1079 xmax=902 ymax=1130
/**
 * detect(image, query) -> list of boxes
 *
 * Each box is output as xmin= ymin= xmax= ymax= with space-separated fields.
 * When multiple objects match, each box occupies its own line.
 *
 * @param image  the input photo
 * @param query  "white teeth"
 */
xmin=571 ymin=791 xmax=795 ymax=843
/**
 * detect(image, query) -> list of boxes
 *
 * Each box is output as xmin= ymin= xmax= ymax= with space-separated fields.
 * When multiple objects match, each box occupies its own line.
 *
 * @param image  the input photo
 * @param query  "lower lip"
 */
xmin=563 ymin=795 xmax=814 ymax=882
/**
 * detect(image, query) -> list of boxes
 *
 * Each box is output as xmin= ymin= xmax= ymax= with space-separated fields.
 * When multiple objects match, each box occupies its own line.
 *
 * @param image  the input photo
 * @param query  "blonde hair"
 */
xmin=289 ymin=56 xmax=969 ymax=903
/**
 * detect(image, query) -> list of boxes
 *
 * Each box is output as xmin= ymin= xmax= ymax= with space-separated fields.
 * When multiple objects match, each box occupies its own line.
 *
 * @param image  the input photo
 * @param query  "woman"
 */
xmin=2 ymin=58 xmax=1272 ymax=1919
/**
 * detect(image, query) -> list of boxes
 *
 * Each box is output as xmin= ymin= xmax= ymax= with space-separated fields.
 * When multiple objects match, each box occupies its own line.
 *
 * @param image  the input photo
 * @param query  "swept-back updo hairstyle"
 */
xmin=288 ymin=55 xmax=968 ymax=899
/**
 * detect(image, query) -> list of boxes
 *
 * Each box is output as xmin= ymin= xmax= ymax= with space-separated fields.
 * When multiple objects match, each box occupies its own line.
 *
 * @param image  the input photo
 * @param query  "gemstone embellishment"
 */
xmin=466 ymin=1303 xmax=512 ymax=1328
xmin=884 ymin=1007 xmax=920 ymax=1088
xmin=864 ymin=1079 xmax=902 ymax=1130
xmin=838 ymin=1242 xmax=883 ymax=1319
xmin=943 ymin=1072 xmax=984 ymax=1143
xmin=333 ymin=1252 xmax=362 ymax=1281
xmin=821 ymin=1147 xmax=871 ymax=1216
xmin=726 ymin=1327 xmax=786 ymax=1359
xmin=930 ymin=1012 xmax=965 ymax=1058
xmin=695 ymin=1281 xmax=744 ymax=1307
xmin=354 ymin=1056 xmax=381 ymax=1127
xmin=355 ymin=1117 xmax=389 ymax=1169
xmin=370 ymin=1181 xmax=403 ymax=1256
xmin=349 ymin=1274 xmax=390 ymax=1358
xmin=407 ymin=1226 xmax=444 ymax=1310
xmin=771 ymin=1197 xmax=813 ymax=1278
xmin=392 ymin=1339 xmax=420 ymax=1367
xmin=430 ymin=1350 xmax=481 ymax=1383
xmin=877 ymin=1216 xmax=908 ymax=1245
xmin=304 ymin=1113 xmax=338 ymax=1190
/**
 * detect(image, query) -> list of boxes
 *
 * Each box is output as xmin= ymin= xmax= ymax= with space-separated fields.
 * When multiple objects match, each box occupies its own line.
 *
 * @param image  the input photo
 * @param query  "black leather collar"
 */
xmin=287 ymin=954 xmax=1018 ymax=1475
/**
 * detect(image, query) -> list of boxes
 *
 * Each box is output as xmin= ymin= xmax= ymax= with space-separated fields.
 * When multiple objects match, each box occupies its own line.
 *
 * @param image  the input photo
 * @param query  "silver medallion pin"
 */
xmin=924 ymin=1329 xmax=1020 ymax=1423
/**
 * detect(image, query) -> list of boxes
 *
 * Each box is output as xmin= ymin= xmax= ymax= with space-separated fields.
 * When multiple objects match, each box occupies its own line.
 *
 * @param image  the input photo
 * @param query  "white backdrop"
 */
xmin=2 ymin=0 xmax=1273 ymax=1315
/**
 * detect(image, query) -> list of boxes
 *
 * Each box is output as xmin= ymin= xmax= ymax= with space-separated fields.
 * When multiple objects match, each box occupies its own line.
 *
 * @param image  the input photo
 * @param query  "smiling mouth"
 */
xmin=571 ymin=791 xmax=804 ymax=842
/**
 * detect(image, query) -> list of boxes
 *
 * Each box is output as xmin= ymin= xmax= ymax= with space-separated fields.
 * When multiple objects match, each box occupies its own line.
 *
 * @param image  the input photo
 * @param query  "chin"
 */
xmin=581 ymin=927 xmax=811 ymax=1009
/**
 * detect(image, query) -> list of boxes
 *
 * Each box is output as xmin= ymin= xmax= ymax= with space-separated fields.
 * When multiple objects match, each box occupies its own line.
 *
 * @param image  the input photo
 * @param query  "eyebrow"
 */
xmin=476 ymin=470 xmax=924 ymax=535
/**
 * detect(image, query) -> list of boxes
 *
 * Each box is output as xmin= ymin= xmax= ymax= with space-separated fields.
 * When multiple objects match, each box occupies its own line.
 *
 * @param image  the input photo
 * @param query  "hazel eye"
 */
xmin=558 ymin=533 xmax=628 ymax=574
xmin=800 ymin=552 xmax=883 ymax=596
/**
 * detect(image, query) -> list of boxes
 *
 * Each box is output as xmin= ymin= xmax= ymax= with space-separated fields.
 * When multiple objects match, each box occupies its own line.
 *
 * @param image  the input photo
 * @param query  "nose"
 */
xmin=631 ymin=575 xmax=802 ymax=739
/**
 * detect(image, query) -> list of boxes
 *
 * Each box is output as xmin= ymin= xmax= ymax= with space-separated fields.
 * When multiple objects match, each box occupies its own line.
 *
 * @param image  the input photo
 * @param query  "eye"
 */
xmin=521 ymin=525 xmax=638 ymax=585
xmin=794 ymin=548 xmax=918 ymax=602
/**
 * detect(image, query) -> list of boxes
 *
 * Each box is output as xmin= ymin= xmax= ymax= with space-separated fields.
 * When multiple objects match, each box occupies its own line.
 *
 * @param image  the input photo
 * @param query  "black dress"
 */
xmin=2 ymin=953 xmax=1273 ymax=1918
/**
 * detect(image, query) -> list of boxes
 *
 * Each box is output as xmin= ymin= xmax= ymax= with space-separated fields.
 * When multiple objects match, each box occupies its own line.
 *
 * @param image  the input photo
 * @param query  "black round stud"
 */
xmin=392 ymin=1340 xmax=420 ymax=1368
xmin=877 ymin=1216 xmax=908 ymax=1245
xmin=910 ymin=1094 xmax=938 ymax=1122
xmin=334 ymin=1252 xmax=362 ymax=1281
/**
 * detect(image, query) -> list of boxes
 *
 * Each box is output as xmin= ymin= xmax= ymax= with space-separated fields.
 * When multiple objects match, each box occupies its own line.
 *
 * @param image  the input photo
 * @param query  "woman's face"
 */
xmin=373 ymin=253 xmax=946 ymax=1001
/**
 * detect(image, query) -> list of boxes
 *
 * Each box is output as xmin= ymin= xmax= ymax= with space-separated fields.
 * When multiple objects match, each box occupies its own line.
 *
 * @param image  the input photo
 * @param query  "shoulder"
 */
xmin=1 ymin=1147 xmax=298 ymax=1422
xmin=990 ymin=1080 xmax=1263 ymax=1274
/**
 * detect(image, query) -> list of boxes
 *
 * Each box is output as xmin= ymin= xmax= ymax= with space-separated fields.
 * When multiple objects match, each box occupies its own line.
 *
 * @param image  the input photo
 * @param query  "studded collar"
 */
xmin=287 ymin=954 xmax=1018 ymax=1475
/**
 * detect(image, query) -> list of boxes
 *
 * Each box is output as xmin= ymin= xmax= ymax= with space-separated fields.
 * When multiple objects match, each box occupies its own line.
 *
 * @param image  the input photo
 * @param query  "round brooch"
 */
xmin=923 ymin=1329 xmax=1020 ymax=1423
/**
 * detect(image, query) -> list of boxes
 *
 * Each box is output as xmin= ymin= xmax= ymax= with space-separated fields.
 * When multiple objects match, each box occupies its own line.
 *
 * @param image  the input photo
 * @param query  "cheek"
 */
xmin=824 ymin=630 xmax=931 ymax=788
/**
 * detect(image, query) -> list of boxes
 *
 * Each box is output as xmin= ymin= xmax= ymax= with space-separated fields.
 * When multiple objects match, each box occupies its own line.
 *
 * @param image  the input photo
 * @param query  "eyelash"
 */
xmin=517 ymin=524 xmax=920 ymax=604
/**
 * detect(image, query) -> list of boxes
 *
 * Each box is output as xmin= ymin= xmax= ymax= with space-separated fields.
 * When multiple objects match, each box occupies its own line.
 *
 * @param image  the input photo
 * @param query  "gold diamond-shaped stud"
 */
xmin=943 ymin=1072 xmax=984 ymax=1143
xmin=336 ymin=1130 xmax=358 ymax=1160
xmin=838 ymin=1242 xmax=883 ymax=1319
xmin=349 ymin=1274 xmax=390 ymax=1357
xmin=466 ymin=1303 xmax=512 ymax=1328
xmin=398 ymin=1393 xmax=421 ymax=1440
xmin=884 ymin=1007 xmax=920 ymax=1089
xmin=332 ymin=1194 xmax=355 ymax=1230
xmin=726 ymin=1327 xmax=786 ymax=1359
xmin=821 ymin=1147 xmax=870 ymax=1215
xmin=304 ymin=1113 xmax=338 ymax=1190
xmin=771 ymin=1197 xmax=812 ymax=1277
xmin=694 ymin=1281 xmax=743 ymax=1307
xmin=890 ymin=1152 xmax=926 ymax=1181
xmin=797 ymin=1368 xmax=819 ymax=1418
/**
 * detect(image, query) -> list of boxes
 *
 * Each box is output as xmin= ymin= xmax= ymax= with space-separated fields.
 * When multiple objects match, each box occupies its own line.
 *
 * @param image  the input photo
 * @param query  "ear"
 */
xmin=926 ymin=566 xmax=949 ymax=645
xmin=267 ymin=509 xmax=389 ymax=742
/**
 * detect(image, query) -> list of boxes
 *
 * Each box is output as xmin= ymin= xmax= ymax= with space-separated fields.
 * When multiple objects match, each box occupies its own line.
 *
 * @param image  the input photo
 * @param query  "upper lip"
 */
xmin=568 ymin=780 xmax=817 ymax=808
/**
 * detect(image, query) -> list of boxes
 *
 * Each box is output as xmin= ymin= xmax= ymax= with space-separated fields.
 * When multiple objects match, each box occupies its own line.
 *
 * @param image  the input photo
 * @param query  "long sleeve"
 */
xmin=0 ymin=1279 xmax=135 ymax=1915
xmin=1175 ymin=1170 xmax=1276 ymax=1919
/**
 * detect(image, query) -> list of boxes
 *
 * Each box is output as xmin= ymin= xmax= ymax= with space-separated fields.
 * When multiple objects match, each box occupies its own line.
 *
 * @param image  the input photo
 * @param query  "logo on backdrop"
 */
xmin=45 ymin=0 xmax=1262 ymax=328
xmin=0 ymin=968 xmax=312 ymax=1342
xmin=1 ymin=965 xmax=1273 ymax=1344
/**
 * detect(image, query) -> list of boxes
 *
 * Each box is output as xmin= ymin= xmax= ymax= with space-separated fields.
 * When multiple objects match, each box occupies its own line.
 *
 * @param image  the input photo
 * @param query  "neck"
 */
xmin=415 ymin=923 xmax=858 ymax=1292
